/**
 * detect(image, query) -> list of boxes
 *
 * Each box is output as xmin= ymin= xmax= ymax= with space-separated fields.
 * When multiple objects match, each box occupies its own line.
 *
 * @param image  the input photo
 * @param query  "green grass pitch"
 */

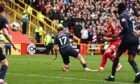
xmin=4 ymin=55 xmax=140 ymax=84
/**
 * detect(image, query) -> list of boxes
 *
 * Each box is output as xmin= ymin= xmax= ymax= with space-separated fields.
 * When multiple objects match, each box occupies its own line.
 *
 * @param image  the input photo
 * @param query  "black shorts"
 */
xmin=0 ymin=48 xmax=6 ymax=61
xmin=60 ymin=46 xmax=79 ymax=64
xmin=118 ymin=40 xmax=138 ymax=55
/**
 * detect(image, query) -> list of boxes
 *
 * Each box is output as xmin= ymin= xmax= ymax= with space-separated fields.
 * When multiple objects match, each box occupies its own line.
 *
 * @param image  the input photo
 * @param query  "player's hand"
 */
xmin=13 ymin=46 xmax=21 ymax=52
xmin=133 ymin=31 xmax=140 ymax=36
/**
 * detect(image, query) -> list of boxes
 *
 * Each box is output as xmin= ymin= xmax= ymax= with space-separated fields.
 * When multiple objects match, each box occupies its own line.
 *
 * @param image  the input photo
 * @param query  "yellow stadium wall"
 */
xmin=11 ymin=44 xmax=21 ymax=55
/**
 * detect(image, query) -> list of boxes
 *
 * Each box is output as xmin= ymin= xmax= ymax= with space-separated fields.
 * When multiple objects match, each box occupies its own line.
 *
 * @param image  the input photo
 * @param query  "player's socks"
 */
xmin=100 ymin=54 xmax=107 ymax=68
xmin=112 ymin=57 xmax=119 ymax=76
xmin=0 ymin=65 xmax=8 ymax=79
xmin=82 ymin=64 xmax=87 ymax=68
xmin=129 ymin=61 xmax=139 ymax=73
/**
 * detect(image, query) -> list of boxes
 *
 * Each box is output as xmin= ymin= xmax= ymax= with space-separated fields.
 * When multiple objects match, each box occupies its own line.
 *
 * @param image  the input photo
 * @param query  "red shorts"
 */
xmin=108 ymin=41 xmax=120 ymax=52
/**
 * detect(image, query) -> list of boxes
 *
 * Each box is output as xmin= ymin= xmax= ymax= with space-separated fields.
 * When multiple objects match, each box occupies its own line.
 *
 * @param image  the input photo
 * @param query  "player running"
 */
xmin=0 ymin=2 xmax=20 ymax=84
xmin=105 ymin=3 xmax=140 ymax=83
xmin=53 ymin=25 xmax=93 ymax=72
xmin=94 ymin=15 xmax=122 ymax=72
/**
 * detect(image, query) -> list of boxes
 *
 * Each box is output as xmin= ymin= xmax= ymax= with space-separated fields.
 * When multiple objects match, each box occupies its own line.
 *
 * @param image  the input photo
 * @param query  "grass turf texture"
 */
xmin=4 ymin=55 xmax=139 ymax=84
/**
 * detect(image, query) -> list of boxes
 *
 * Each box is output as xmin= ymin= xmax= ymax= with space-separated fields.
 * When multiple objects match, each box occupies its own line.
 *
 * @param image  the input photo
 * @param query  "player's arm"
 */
xmin=134 ymin=30 xmax=140 ymax=36
xmin=53 ymin=44 xmax=59 ymax=60
xmin=53 ymin=36 xmax=59 ymax=60
xmin=103 ymin=36 xmax=115 ymax=41
xmin=2 ymin=28 xmax=20 ymax=51
xmin=113 ymin=17 xmax=129 ymax=38
xmin=72 ymin=34 xmax=79 ymax=41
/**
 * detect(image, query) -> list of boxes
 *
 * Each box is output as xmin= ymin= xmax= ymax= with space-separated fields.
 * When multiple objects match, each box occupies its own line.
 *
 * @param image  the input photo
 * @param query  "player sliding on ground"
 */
xmin=53 ymin=25 xmax=93 ymax=72
xmin=94 ymin=15 xmax=122 ymax=72
xmin=0 ymin=2 xmax=20 ymax=84
xmin=105 ymin=3 xmax=140 ymax=83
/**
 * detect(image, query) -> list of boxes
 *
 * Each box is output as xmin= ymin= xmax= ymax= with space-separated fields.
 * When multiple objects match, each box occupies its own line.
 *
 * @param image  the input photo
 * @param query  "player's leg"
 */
xmin=94 ymin=45 xmax=122 ymax=72
xmin=77 ymin=53 xmax=93 ymax=71
xmin=69 ymin=47 xmax=93 ymax=71
xmin=0 ymin=47 xmax=8 ymax=83
xmin=62 ymin=58 xmax=70 ymax=72
xmin=105 ymin=42 xmax=126 ymax=81
xmin=107 ymin=45 xmax=122 ymax=72
xmin=131 ymin=55 xmax=140 ymax=83
xmin=105 ymin=51 xmax=123 ymax=81
xmin=0 ymin=59 xmax=8 ymax=83
xmin=60 ymin=51 xmax=70 ymax=72
xmin=63 ymin=63 xmax=70 ymax=72
xmin=128 ymin=54 xmax=139 ymax=75
xmin=128 ymin=45 xmax=140 ymax=83
xmin=94 ymin=49 xmax=109 ymax=71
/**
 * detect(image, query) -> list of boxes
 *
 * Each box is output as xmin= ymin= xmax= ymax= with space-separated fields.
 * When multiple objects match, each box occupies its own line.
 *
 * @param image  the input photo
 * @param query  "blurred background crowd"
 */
xmin=14 ymin=0 xmax=140 ymax=44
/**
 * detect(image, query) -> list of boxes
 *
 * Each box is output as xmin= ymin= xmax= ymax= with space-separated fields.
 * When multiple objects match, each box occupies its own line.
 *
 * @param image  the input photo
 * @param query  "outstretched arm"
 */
xmin=72 ymin=35 xmax=79 ymax=41
xmin=2 ymin=28 xmax=20 ymax=51
xmin=53 ymin=44 xmax=59 ymax=60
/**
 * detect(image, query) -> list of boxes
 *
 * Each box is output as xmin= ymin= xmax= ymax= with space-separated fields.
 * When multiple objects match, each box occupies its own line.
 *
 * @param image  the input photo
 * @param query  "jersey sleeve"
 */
xmin=119 ymin=15 xmax=129 ymax=35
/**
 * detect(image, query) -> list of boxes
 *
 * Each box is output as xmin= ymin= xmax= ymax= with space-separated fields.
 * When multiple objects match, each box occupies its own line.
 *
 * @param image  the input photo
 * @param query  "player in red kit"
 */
xmin=94 ymin=15 xmax=122 ymax=72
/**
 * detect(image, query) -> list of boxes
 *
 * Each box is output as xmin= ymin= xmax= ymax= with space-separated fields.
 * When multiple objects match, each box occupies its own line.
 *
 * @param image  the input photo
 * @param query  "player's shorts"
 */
xmin=108 ymin=44 xmax=118 ymax=52
xmin=0 ymin=47 xmax=6 ymax=62
xmin=108 ymin=41 xmax=120 ymax=52
xmin=118 ymin=39 xmax=139 ymax=55
xmin=60 ymin=46 xmax=79 ymax=64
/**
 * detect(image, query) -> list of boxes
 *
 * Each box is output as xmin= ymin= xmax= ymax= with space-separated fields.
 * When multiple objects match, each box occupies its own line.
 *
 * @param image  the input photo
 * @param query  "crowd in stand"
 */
xmin=17 ymin=0 xmax=140 ymax=44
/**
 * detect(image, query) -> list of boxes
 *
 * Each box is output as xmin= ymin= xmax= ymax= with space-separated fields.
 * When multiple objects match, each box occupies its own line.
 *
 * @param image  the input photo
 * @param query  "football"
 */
xmin=11 ymin=22 xmax=20 ymax=31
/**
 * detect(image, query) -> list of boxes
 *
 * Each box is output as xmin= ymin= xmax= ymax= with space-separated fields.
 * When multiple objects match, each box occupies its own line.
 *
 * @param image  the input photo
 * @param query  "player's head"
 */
xmin=57 ymin=25 xmax=64 ymax=32
xmin=0 ymin=2 xmax=5 ymax=13
xmin=106 ymin=14 xmax=112 ymax=25
xmin=118 ymin=3 xmax=127 ymax=15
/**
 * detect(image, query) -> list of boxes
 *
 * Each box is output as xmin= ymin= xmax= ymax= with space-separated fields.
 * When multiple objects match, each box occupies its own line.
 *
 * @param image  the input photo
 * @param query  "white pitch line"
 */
xmin=7 ymin=73 xmax=132 ymax=84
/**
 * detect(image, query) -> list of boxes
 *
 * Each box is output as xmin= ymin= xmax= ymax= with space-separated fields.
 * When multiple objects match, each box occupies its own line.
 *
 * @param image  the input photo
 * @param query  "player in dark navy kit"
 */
xmin=54 ymin=25 xmax=93 ymax=72
xmin=0 ymin=2 xmax=20 ymax=84
xmin=105 ymin=3 xmax=140 ymax=83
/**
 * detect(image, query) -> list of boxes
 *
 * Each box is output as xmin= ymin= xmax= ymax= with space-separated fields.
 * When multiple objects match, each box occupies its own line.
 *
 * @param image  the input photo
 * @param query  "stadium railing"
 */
xmin=0 ymin=0 xmax=81 ymax=44
xmin=17 ymin=1 xmax=82 ymax=44
xmin=18 ymin=0 xmax=59 ymax=29
xmin=1 ymin=0 xmax=58 ymax=43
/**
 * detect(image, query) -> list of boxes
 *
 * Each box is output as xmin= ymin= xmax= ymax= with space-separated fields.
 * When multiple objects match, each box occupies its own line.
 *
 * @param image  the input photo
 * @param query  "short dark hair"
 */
xmin=57 ymin=26 xmax=64 ymax=32
xmin=118 ymin=3 xmax=127 ymax=15
xmin=0 ymin=2 xmax=5 ymax=13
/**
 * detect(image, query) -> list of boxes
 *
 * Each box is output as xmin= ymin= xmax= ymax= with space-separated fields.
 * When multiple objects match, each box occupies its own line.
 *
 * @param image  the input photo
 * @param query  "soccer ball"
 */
xmin=11 ymin=22 xmax=20 ymax=31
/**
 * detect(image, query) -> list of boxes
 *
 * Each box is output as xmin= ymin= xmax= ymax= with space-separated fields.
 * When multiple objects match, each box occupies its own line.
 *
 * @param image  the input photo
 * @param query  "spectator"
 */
xmin=81 ymin=27 xmax=88 ymax=44
xmin=24 ymin=0 xmax=140 ymax=43
xmin=22 ymin=11 xmax=28 ymax=34
xmin=37 ymin=11 xmax=45 ymax=27
xmin=44 ymin=33 xmax=54 ymax=55
xmin=4 ymin=32 xmax=12 ymax=55
xmin=35 ymin=24 xmax=43 ymax=43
